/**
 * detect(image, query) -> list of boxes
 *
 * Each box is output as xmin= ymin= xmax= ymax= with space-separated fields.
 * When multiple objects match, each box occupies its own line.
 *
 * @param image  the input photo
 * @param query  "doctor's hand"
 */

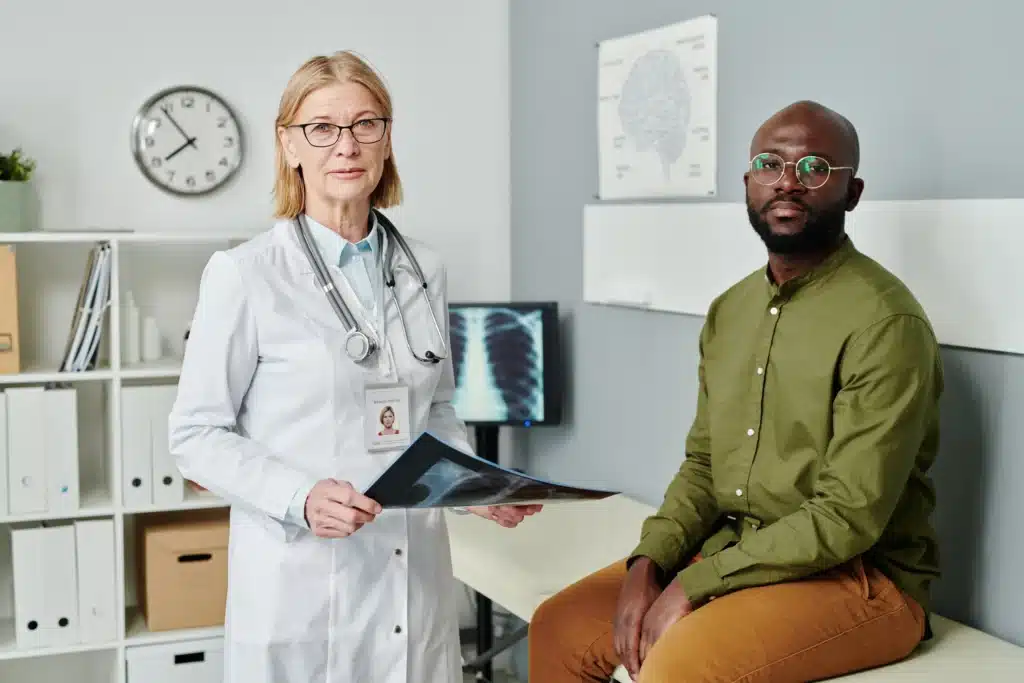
xmin=304 ymin=479 xmax=382 ymax=539
xmin=468 ymin=504 xmax=543 ymax=528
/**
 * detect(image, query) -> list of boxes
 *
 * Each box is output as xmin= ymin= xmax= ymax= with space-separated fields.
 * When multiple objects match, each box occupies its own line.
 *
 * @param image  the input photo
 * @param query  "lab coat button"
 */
xmin=394 ymin=548 xmax=402 ymax=556
xmin=394 ymin=625 xmax=402 ymax=634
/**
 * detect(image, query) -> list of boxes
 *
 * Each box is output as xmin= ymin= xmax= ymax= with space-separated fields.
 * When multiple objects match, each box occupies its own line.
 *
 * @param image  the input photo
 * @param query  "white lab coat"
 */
xmin=168 ymin=218 xmax=472 ymax=683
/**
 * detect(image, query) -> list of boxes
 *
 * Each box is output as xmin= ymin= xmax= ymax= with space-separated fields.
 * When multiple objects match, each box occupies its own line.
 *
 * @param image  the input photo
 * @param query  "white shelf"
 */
xmin=0 ymin=489 xmax=115 ymax=525
xmin=118 ymin=360 xmax=182 ymax=380
xmin=0 ymin=231 xmax=254 ymax=244
xmin=124 ymin=608 xmax=223 ymax=646
xmin=0 ymin=619 xmax=119 ymax=662
xmin=0 ymin=236 xmax=236 ymax=679
xmin=0 ymin=366 xmax=115 ymax=386
xmin=123 ymin=489 xmax=227 ymax=515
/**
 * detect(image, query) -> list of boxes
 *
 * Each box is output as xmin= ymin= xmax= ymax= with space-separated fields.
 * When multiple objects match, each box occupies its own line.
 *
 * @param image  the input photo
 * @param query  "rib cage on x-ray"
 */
xmin=449 ymin=307 xmax=545 ymax=423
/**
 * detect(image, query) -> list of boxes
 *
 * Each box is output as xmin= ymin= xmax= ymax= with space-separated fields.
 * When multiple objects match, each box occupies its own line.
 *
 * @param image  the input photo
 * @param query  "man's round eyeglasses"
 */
xmin=749 ymin=152 xmax=854 ymax=190
xmin=289 ymin=117 xmax=391 ymax=147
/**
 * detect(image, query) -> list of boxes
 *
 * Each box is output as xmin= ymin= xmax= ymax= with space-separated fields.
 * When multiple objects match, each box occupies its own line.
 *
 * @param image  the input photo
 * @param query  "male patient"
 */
xmin=528 ymin=101 xmax=943 ymax=682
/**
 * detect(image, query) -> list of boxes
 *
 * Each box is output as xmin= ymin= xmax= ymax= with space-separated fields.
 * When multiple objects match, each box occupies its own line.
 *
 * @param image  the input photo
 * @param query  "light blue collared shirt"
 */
xmin=304 ymin=212 xmax=382 ymax=314
xmin=286 ymin=211 xmax=384 ymax=528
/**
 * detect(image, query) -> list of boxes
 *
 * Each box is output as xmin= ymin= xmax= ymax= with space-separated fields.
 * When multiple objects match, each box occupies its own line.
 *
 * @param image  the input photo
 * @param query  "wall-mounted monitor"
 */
xmin=447 ymin=301 xmax=562 ymax=428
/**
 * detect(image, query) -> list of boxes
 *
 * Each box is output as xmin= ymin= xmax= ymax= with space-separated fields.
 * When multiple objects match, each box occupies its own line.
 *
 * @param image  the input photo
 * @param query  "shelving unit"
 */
xmin=0 ymin=229 xmax=253 ymax=682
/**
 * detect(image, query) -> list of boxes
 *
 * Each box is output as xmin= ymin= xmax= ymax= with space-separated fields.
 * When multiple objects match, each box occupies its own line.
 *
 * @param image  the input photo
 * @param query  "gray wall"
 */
xmin=510 ymin=0 xmax=1024 ymax=649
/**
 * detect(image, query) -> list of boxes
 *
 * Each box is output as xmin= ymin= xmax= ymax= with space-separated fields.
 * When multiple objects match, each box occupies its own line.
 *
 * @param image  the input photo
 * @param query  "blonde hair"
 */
xmin=273 ymin=51 xmax=402 ymax=218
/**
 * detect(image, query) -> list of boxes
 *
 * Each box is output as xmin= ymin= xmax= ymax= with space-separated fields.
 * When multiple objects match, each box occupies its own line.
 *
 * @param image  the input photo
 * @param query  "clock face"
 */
xmin=131 ymin=86 xmax=243 ymax=196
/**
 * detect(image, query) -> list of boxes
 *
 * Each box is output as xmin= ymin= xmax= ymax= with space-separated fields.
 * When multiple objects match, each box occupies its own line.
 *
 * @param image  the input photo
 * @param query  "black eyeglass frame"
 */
xmin=288 ymin=117 xmax=392 ymax=147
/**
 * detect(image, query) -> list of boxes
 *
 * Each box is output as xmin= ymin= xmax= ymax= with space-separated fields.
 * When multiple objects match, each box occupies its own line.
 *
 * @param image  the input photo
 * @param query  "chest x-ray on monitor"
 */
xmin=447 ymin=302 xmax=562 ymax=427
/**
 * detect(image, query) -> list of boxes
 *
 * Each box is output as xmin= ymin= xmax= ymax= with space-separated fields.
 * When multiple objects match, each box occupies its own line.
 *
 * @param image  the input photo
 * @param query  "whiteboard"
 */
xmin=582 ymin=199 xmax=1024 ymax=356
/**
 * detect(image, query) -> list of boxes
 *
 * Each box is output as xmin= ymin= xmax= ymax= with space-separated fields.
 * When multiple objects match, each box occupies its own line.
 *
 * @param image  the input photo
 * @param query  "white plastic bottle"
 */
xmin=123 ymin=291 xmax=141 ymax=365
xmin=142 ymin=315 xmax=161 ymax=362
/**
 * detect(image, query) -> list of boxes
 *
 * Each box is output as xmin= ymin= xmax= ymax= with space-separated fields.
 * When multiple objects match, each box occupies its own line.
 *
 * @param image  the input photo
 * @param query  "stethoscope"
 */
xmin=293 ymin=209 xmax=449 ymax=365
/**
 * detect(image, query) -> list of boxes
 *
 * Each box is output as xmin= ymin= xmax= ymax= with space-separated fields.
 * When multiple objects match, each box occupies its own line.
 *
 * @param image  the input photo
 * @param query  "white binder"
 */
xmin=121 ymin=385 xmax=153 ymax=508
xmin=126 ymin=637 xmax=224 ymax=683
xmin=11 ymin=523 xmax=80 ymax=649
xmin=44 ymin=387 xmax=80 ymax=514
xmin=150 ymin=385 xmax=184 ymax=506
xmin=0 ymin=390 xmax=8 ymax=516
xmin=6 ymin=387 xmax=47 ymax=514
xmin=74 ymin=518 xmax=117 ymax=644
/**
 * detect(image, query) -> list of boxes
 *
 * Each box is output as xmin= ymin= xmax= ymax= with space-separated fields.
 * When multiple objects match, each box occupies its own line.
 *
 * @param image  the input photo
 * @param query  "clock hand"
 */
xmin=165 ymin=137 xmax=198 ymax=161
xmin=160 ymin=106 xmax=198 ymax=150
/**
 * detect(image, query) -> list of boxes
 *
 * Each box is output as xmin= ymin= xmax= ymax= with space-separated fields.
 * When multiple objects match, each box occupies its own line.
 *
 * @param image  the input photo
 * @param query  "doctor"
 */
xmin=168 ymin=50 xmax=540 ymax=683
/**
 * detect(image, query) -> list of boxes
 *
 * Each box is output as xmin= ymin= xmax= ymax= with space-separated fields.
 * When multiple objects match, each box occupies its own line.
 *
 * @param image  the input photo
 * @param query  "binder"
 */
xmin=11 ymin=523 xmax=80 ymax=649
xmin=150 ymin=385 xmax=184 ymax=506
xmin=122 ymin=385 xmax=153 ymax=508
xmin=6 ymin=386 xmax=47 ymax=514
xmin=0 ymin=390 xmax=8 ymax=516
xmin=74 ymin=519 xmax=117 ymax=644
xmin=44 ymin=387 xmax=80 ymax=514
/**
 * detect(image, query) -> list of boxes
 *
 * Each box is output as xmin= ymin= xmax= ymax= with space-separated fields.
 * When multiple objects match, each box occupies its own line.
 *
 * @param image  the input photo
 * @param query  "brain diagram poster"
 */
xmin=597 ymin=14 xmax=718 ymax=199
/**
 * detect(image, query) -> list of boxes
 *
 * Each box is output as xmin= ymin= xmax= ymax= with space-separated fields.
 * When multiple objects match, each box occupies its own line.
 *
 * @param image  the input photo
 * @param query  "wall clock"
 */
xmin=130 ymin=85 xmax=244 ymax=197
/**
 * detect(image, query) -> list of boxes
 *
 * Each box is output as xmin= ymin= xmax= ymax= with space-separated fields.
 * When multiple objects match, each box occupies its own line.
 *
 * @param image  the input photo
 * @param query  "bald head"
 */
xmin=753 ymin=100 xmax=860 ymax=172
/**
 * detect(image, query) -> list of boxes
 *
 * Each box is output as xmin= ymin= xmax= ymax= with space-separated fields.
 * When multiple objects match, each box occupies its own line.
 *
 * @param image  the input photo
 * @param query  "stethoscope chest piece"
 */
xmin=344 ymin=330 xmax=376 ymax=363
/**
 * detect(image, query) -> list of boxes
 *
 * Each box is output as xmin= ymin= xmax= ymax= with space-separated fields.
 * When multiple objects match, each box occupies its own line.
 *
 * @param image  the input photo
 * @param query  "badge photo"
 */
xmin=365 ymin=384 xmax=411 ymax=452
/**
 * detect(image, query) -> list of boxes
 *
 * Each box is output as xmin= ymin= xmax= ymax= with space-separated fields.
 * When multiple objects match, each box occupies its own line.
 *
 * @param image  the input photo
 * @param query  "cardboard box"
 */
xmin=136 ymin=508 xmax=230 ymax=632
xmin=0 ymin=244 xmax=21 ymax=374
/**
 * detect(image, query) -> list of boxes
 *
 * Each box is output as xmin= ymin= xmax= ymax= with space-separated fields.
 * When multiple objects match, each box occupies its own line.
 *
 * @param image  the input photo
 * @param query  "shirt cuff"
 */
xmin=285 ymin=483 xmax=315 ymax=529
xmin=628 ymin=538 xmax=681 ymax=576
xmin=674 ymin=554 xmax=726 ymax=605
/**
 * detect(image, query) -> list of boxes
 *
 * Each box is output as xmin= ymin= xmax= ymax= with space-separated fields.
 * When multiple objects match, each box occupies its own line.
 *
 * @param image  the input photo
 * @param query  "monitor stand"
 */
xmin=473 ymin=424 xmax=499 ymax=681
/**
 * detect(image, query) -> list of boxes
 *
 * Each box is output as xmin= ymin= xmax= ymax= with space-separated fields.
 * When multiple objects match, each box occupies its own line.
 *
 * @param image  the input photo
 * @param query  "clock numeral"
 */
xmin=185 ymin=175 xmax=196 ymax=188
xmin=205 ymin=170 xmax=216 ymax=183
xmin=166 ymin=170 xmax=176 ymax=182
xmin=181 ymin=95 xmax=195 ymax=108
xmin=206 ymin=100 xmax=212 ymax=113
xmin=150 ymin=157 xmax=162 ymax=168
xmin=224 ymin=136 xmax=235 ymax=148
xmin=144 ymin=136 xmax=155 ymax=148
xmin=162 ymin=102 xmax=174 ymax=113
xmin=219 ymin=157 xmax=229 ymax=167
xmin=217 ymin=116 xmax=228 ymax=128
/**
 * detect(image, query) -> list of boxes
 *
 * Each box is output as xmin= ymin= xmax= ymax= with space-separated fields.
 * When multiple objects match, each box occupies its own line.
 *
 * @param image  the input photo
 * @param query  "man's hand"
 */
xmin=304 ymin=479 xmax=382 ymax=538
xmin=468 ymin=504 xmax=543 ymax=528
xmin=614 ymin=557 xmax=663 ymax=678
xmin=638 ymin=579 xmax=694 ymax=664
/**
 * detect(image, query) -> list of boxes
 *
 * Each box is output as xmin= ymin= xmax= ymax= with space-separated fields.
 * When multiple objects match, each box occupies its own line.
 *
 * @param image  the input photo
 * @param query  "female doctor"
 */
xmin=168 ymin=51 xmax=540 ymax=683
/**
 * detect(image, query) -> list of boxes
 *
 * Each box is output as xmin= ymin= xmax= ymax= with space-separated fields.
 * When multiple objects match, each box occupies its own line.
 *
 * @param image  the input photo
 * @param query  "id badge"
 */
xmin=365 ymin=383 xmax=411 ymax=452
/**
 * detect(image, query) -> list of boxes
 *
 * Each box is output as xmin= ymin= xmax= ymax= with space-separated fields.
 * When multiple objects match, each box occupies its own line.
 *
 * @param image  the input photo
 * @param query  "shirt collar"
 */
xmin=302 ymin=211 xmax=380 ymax=268
xmin=764 ymin=235 xmax=857 ymax=299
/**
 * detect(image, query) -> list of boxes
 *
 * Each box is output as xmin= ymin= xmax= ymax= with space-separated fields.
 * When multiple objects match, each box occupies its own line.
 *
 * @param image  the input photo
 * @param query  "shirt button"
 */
xmin=746 ymin=428 xmax=755 ymax=436
xmin=769 ymin=306 xmax=779 ymax=315
xmin=756 ymin=367 xmax=763 ymax=375
xmin=735 ymin=489 xmax=743 ymax=497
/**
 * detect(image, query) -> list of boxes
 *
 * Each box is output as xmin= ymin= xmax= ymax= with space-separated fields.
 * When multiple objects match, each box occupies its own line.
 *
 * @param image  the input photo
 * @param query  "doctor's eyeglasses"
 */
xmin=290 ymin=117 xmax=391 ymax=147
xmin=749 ymin=152 xmax=854 ymax=190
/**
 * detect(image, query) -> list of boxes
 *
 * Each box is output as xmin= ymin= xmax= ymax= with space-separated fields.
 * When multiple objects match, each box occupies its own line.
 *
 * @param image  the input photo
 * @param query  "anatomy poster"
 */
xmin=597 ymin=14 xmax=718 ymax=199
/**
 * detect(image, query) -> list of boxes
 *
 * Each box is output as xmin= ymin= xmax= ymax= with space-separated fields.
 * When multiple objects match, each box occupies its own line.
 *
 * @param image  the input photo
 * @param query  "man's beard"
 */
xmin=747 ymin=197 xmax=847 ymax=255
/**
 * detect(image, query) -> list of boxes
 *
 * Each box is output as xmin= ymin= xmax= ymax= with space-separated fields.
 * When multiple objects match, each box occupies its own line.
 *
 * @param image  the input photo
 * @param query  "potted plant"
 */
xmin=0 ymin=148 xmax=36 ymax=232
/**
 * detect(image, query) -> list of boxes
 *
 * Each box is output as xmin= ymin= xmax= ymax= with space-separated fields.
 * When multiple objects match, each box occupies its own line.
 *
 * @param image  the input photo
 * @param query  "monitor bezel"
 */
xmin=445 ymin=300 xmax=563 ymax=428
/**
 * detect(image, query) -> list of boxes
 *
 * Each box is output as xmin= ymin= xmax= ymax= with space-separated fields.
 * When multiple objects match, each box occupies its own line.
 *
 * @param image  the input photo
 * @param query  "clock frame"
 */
xmin=130 ymin=85 xmax=244 ymax=197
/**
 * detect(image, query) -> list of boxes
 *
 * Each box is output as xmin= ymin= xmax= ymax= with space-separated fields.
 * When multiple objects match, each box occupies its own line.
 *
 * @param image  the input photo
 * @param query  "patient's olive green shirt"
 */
xmin=630 ymin=237 xmax=943 ymax=611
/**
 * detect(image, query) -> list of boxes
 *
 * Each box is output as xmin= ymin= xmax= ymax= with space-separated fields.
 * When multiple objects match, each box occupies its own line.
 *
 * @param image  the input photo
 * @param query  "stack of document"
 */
xmin=59 ymin=242 xmax=112 ymax=372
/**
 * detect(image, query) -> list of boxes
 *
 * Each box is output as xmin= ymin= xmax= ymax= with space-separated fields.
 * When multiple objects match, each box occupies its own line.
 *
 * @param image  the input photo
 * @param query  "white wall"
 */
xmin=0 ymin=0 xmax=511 ymax=302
